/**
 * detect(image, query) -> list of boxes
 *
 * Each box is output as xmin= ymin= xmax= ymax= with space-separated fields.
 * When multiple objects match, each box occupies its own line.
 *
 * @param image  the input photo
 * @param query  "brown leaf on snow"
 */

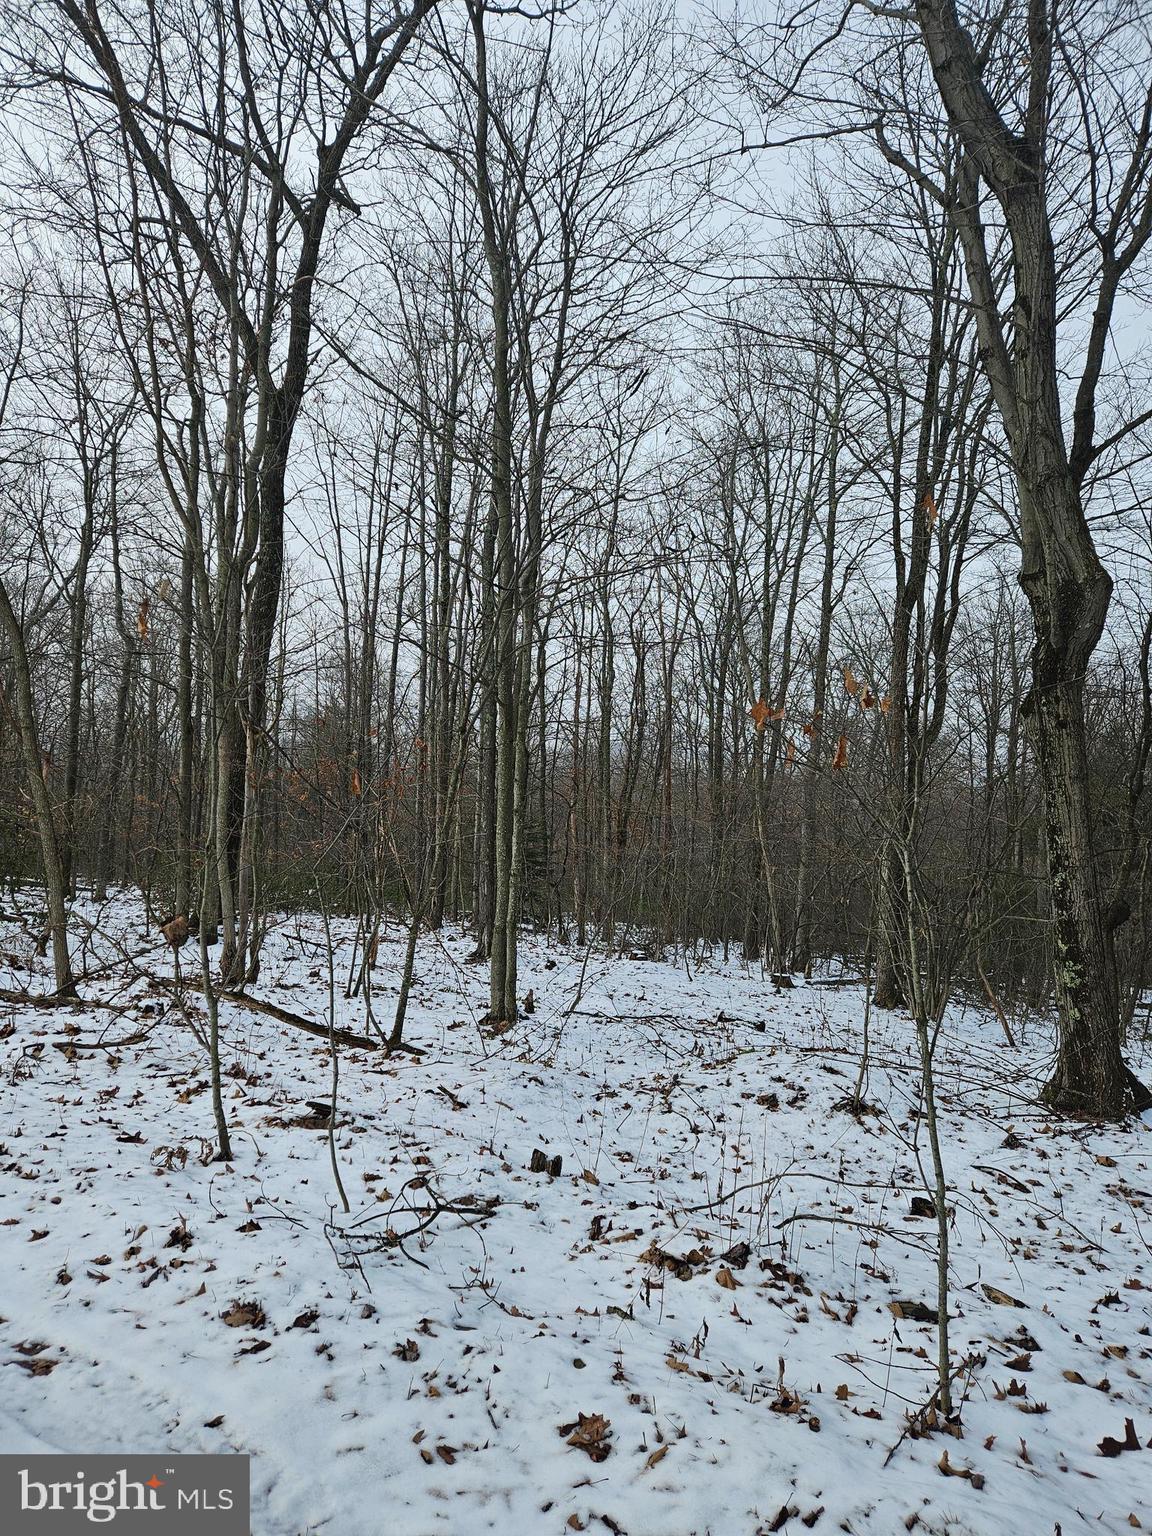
xmin=15 ymin=1357 xmax=59 ymax=1376
xmin=645 ymin=1444 xmax=669 ymax=1469
xmin=981 ymin=1284 xmax=1025 ymax=1308
xmin=561 ymin=1412 xmax=613 ymax=1462
xmin=889 ymin=1298 xmax=939 ymax=1324
xmin=220 ymin=1300 xmax=267 ymax=1329
xmin=715 ymin=1266 xmax=740 ymax=1290
xmin=937 ymin=1450 xmax=985 ymax=1489
xmin=642 ymin=1241 xmax=704 ymax=1281
xmin=720 ymin=1240 xmax=752 ymax=1268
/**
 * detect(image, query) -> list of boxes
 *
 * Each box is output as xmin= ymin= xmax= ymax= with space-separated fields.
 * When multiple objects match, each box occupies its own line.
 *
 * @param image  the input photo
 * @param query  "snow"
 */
xmin=2 ymin=898 xmax=1151 ymax=1535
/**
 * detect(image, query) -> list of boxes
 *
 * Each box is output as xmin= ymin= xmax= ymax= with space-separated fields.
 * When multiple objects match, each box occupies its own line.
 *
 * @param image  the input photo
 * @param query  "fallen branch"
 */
xmin=156 ymin=978 xmax=383 ymax=1051
xmin=976 ymin=958 xmax=1016 ymax=1048
xmin=53 ymin=1028 xmax=156 ymax=1052
xmin=0 ymin=986 xmax=123 ymax=1012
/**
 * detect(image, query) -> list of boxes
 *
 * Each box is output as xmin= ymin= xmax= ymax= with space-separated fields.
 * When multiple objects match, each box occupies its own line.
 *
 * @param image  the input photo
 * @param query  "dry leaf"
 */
xmin=16 ymin=1357 xmax=59 ymax=1376
xmin=562 ymin=1413 xmax=613 ymax=1462
xmin=220 ymin=1300 xmax=266 ymax=1329
xmin=981 ymin=1284 xmax=1025 ymax=1308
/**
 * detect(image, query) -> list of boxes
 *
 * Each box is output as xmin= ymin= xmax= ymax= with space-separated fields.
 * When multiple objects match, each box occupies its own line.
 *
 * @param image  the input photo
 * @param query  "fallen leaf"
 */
xmin=982 ymin=1284 xmax=1025 ymax=1308
xmin=562 ymin=1413 xmax=613 ymax=1462
xmin=16 ymin=1357 xmax=59 ymax=1376
xmin=220 ymin=1300 xmax=267 ymax=1329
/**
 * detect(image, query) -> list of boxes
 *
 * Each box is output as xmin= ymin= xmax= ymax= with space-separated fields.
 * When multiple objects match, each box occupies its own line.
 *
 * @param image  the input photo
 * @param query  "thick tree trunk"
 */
xmin=1027 ymin=606 xmax=1125 ymax=1117
xmin=471 ymin=0 xmax=521 ymax=1028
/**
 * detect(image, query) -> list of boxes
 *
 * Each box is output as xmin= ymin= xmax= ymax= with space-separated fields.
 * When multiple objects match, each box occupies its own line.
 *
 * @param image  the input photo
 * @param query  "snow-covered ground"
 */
xmin=2 ymin=899 xmax=1151 ymax=1535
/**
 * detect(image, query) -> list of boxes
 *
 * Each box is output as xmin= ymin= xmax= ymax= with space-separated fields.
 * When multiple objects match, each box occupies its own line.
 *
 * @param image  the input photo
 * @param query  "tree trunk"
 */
xmin=0 ymin=579 xmax=74 ymax=994
xmin=1027 ymin=593 xmax=1125 ymax=1117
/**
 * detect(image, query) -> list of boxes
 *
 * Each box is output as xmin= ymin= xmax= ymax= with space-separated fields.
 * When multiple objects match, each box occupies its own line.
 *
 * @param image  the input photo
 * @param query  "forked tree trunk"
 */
xmin=906 ymin=0 xmax=1145 ymax=1118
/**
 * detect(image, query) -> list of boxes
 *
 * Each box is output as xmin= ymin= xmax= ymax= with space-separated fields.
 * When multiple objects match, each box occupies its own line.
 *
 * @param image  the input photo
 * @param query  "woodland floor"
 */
xmin=1 ymin=898 xmax=1151 ymax=1535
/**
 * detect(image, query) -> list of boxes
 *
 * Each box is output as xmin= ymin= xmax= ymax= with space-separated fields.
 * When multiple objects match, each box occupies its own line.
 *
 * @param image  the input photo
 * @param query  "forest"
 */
xmin=0 ymin=2 xmax=1151 ymax=1533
